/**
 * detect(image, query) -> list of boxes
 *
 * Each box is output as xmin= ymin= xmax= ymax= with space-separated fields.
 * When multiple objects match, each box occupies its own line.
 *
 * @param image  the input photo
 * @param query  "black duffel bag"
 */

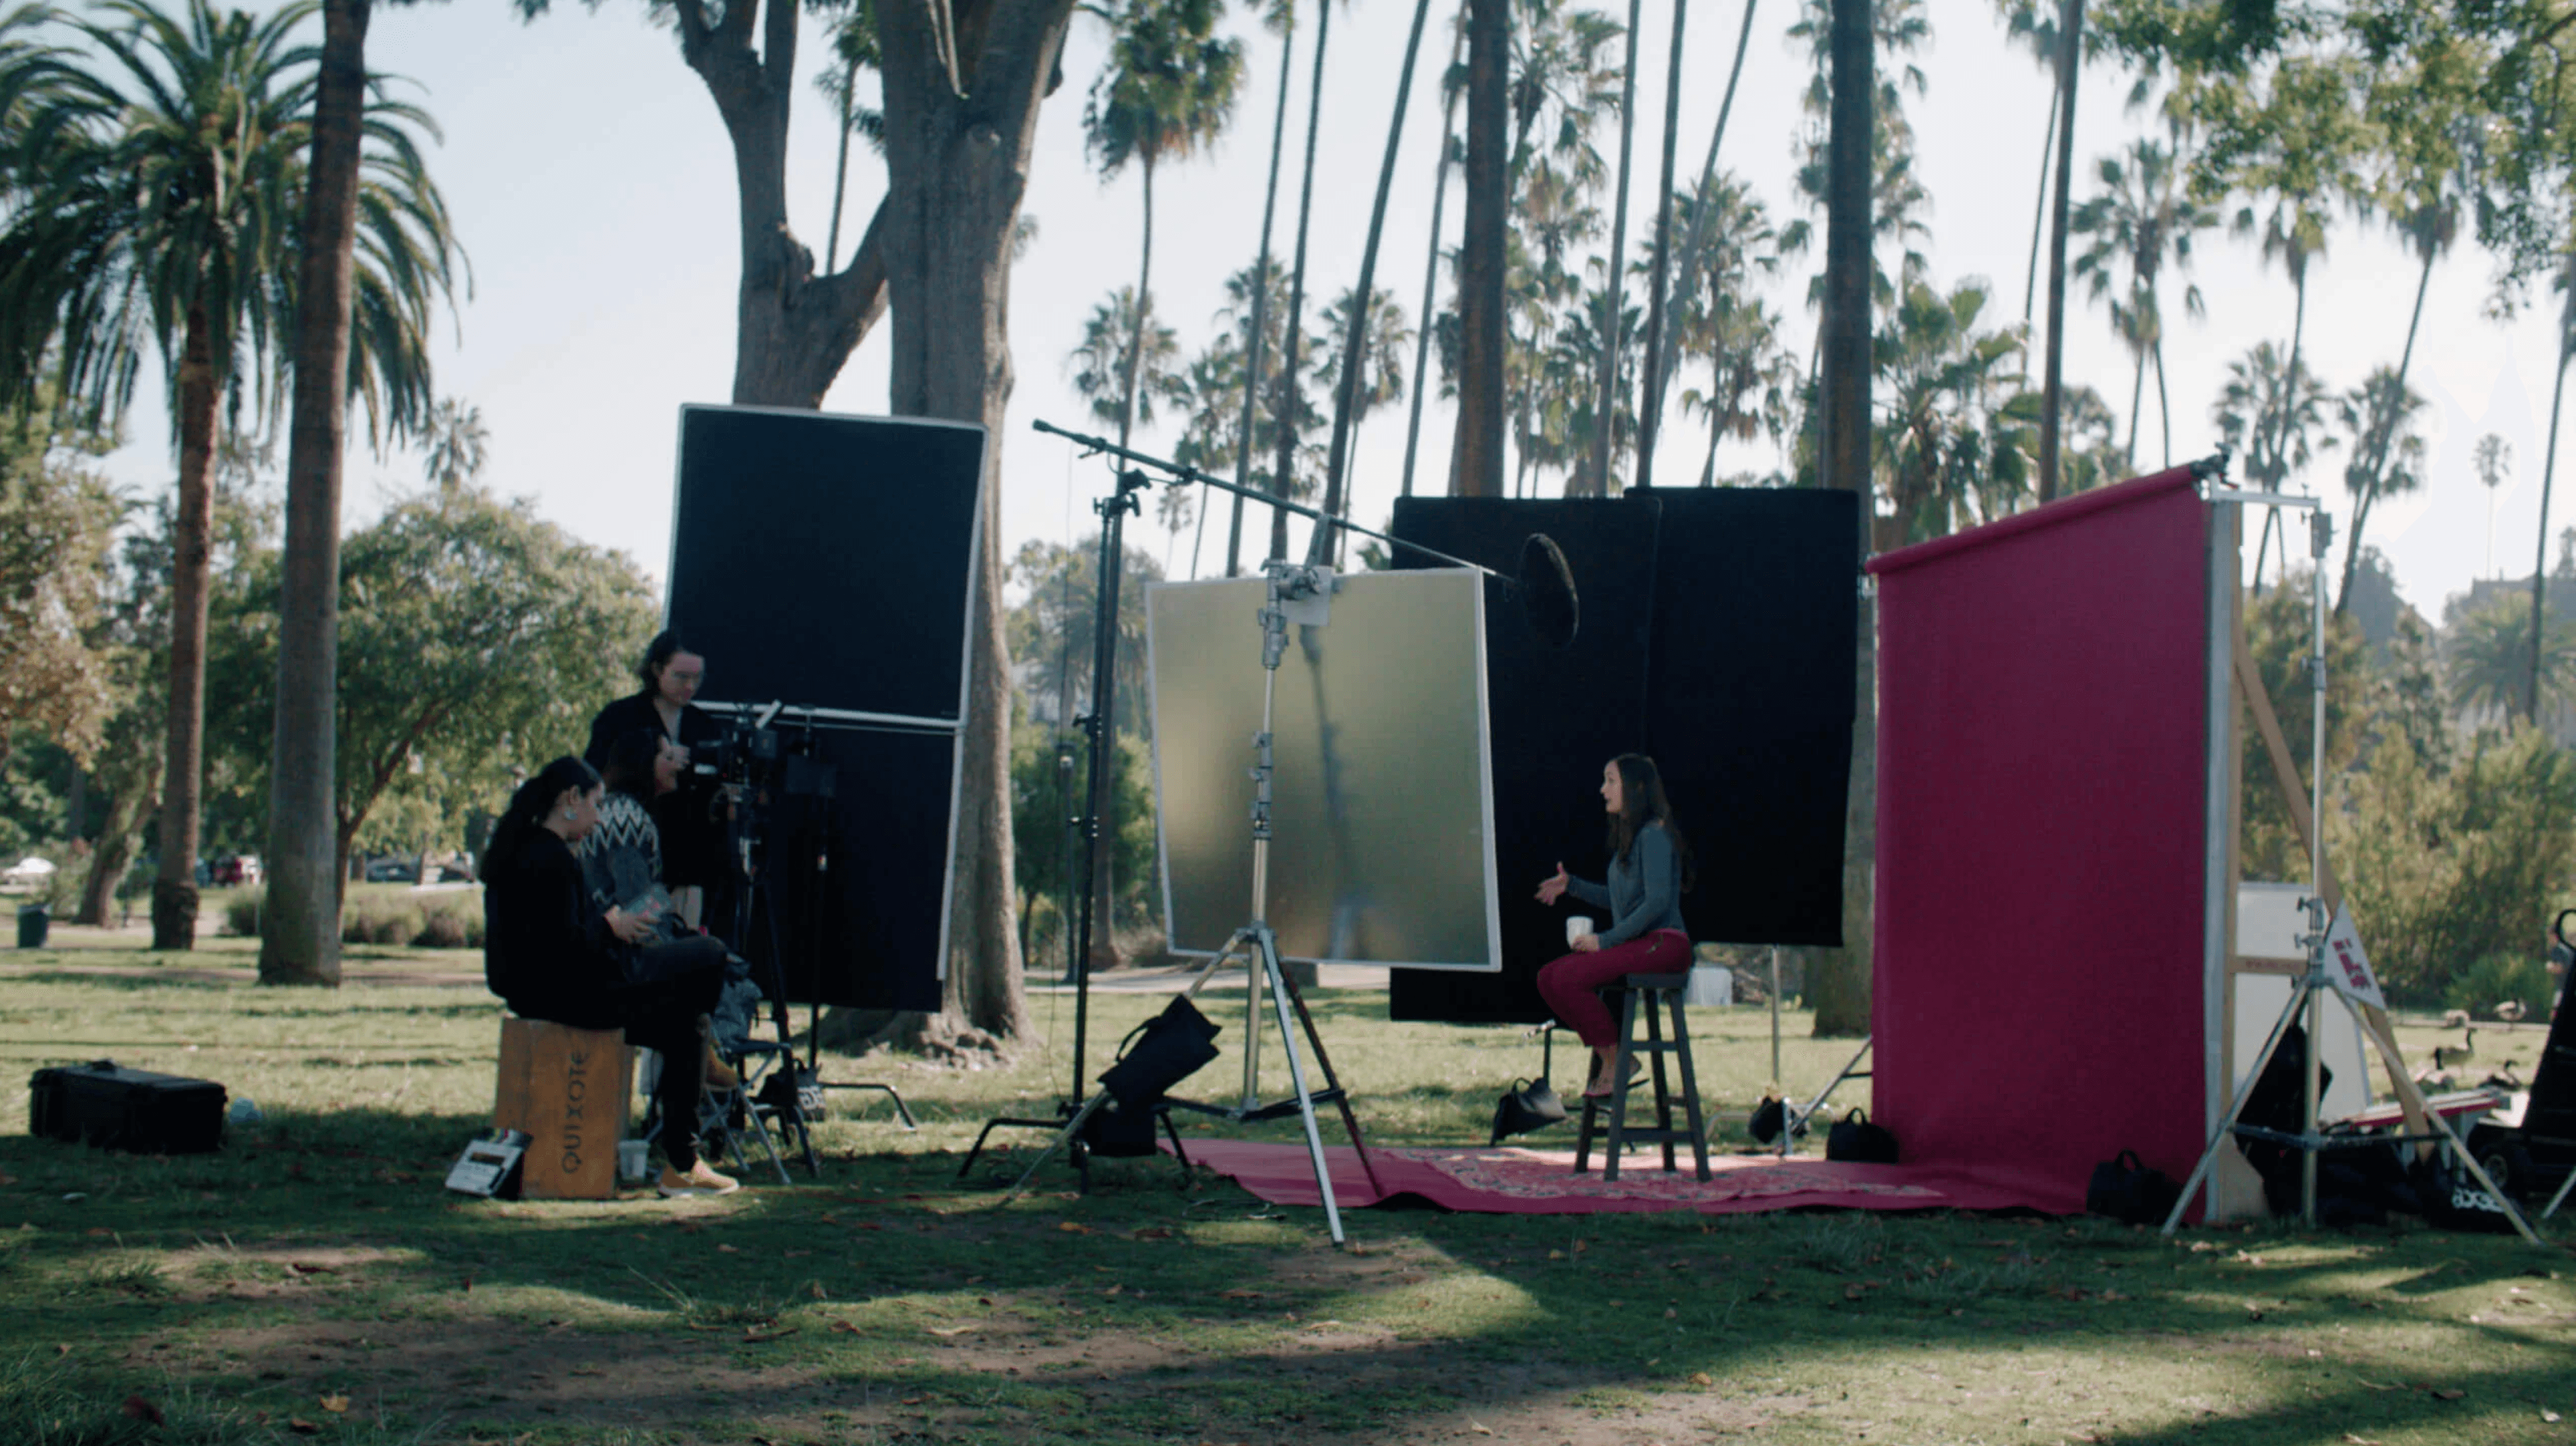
xmin=1825 ymin=1107 xmax=1899 ymax=1164
xmin=1099 ymin=996 xmax=1221 ymax=1111
xmin=2086 ymin=1149 xmax=2184 ymax=1225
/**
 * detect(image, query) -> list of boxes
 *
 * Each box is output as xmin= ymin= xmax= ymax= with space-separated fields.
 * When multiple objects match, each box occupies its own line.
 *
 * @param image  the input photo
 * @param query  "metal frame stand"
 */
xmin=2162 ymin=502 xmax=2536 ymax=1241
xmin=991 ymin=563 xmax=1385 ymax=1243
xmin=962 ymin=467 xmax=1152 ymax=1184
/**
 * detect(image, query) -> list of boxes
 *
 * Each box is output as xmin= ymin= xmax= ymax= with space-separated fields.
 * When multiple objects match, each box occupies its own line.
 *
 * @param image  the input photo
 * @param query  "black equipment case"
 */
xmin=29 ymin=1059 xmax=225 ymax=1154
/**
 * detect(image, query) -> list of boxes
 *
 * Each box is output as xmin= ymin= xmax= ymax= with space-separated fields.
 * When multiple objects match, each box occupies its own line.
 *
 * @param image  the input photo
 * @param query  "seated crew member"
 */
xmin=586 ymin=631 xmax=725 ymax=929
xmin=482 ymin=755 xmax=740 ymax=1197
xmin=581 ymin=727 xmax=765 ymax=1057
xmin=1533 ymin=753 xmax=1696 ymax=1097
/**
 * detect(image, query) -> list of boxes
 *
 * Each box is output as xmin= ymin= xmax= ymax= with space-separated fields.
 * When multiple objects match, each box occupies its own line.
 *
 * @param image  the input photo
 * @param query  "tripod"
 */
xmin=997 ymin=561 xmax=1386 ymax=1243
xmin=2160 ymin=503 xmax=2534 ymax=1241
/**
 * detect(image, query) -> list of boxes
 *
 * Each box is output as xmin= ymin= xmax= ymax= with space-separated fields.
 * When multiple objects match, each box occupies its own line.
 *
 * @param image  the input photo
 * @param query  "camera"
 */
xmin=690 ymin=714 xmax=783 ymax=791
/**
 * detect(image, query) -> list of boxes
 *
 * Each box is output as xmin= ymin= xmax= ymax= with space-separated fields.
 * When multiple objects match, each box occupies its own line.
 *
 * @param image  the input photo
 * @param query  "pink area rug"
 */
xmin=1175 ymin=1139 xmax=2085 ymax=1217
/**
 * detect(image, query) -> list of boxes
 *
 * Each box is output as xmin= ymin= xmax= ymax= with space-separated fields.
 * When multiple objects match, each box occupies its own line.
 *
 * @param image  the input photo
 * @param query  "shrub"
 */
xmin=340 ymin=895 xmax=423 ymax=946
xmin=411 ymin=893 xmax=484 ymax=949
xmin=223 ymin=890 xmax=262 ymax=938
xmin=2443 ymin=952 xmax=2558 ymax=1021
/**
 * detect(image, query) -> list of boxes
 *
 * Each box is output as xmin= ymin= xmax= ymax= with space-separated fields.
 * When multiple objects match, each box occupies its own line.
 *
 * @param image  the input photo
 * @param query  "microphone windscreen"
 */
xmin=1518 ymin=533 xmax=1579 ymax=649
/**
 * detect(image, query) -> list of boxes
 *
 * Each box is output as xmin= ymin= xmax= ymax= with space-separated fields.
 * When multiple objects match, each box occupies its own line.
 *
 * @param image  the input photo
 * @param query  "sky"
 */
xmin=82 ymin=0 xmax=2576 ymax=630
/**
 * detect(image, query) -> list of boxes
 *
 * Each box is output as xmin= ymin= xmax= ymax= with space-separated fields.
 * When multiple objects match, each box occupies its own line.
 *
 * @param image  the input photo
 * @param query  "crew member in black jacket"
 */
xmin=482 ymin=756 xmax=740 ymax=1197
xmin=586 ymin=631 xmax=726 ymax=928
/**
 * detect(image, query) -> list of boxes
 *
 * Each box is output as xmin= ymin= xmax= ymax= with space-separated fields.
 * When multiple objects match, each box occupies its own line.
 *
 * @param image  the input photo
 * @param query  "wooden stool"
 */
xmin=1574 ymin=972 xmax=1712 ymax=1182
xmin=494 ymin=1017 xmax=632 ymax=1200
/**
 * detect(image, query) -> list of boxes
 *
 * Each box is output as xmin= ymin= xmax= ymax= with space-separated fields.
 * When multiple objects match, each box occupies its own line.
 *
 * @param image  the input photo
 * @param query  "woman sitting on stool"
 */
xmin=482 ymin=755 xmax=741 ymax=1197
xmin=1534 ymin=753 xmax=1696 ymax=1097
xmin=582 ymin=728 xmax=763 ymax=1058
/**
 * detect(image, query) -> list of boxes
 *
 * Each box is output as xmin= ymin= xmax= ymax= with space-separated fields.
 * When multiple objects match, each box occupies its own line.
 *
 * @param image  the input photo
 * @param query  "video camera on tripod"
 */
xmin=688 ymin=702 xmax=788 ymax=797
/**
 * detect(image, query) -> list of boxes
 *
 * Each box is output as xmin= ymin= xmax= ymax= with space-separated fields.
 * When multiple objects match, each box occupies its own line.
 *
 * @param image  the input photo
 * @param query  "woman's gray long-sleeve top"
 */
xmin=1564 ymin=820 xmax=1686 ymax=948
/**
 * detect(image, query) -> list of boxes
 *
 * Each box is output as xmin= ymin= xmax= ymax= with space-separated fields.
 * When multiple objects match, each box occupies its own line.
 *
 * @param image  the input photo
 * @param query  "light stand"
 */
xmin=960 ymin=466 xmax=1150 ymax=1185
xmin=2159 ymin=502 xmax=2537 ymax=1241
xmin=980 ymin=419 xmax=1576 ymax=1239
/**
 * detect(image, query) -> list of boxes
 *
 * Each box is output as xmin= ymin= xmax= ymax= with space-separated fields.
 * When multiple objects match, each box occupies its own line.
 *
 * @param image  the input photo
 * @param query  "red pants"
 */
xmin=1536 ymin=928 xmax=1691 ymax=1050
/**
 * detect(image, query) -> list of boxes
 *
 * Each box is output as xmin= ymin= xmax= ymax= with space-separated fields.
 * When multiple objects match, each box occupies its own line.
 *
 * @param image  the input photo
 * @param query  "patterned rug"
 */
xmin=1407 ymin=1147 xmax=1947 ymax=1205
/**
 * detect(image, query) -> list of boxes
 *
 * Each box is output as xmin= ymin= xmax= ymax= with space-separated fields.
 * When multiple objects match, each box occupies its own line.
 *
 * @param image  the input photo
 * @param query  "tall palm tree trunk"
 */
xmin=2154 ymin=339 xmax=2171 ymax=467
xmin=1399 ymin=12 xmax=1467 ymax=499
xmin=2259 ymin=267 xmax=2310 ymax=590
xmin=825 ymin=52 xmax=859 ymax=270
xmin=1225 ymin=9 xmax=1300 ymax=578
xmin=2529 ymin=289 xmax=2575 ymax=726
xmin=2021 ymin=82 xmax=2057 ymax=377
xmin=1450 ymin=0 xmax=1509 ymax=498
xmin=1311 ymin=0 xmax=1437 ymax=563
xmin=1585 ymin=0 xmax=1646 ymax=495
xmin=2035 ymin=0 xmax=2084 ymax=503
xmin=1633 ymin=0 xmax=1688 ymax=490
xmin=1647 ymin=0 xmax=1756 ymax=414
xmin=1269 ymin=0 xmax=1334 ymax=561
xmin=150 ymin=305 xmax=219 ymax=952
xmin=260 ymin=0 xmax=371 ymax=986
xmin=1810 ymin=0 xmax=1873 ymax=1039
xmin=1118 ymin=159 xmax=1157 ymax=450
xmin=2124 ymin=342 xmax=2145 ymax=469
xmin=2336 ymin=239 xmax=2438 ymax=618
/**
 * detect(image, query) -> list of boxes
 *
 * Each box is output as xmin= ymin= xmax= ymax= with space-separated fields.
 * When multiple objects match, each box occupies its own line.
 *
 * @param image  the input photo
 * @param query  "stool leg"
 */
xmin=1647 ymin=991 xmax=1676 ymax=1174
xmin=1574 ymin=1076 xmax=1599 ymax=1175
xmin=1670 ymin=993 xmax=1711 ymax=1182
xmin=1605 ymin=987 xmax=1643 ymax=1184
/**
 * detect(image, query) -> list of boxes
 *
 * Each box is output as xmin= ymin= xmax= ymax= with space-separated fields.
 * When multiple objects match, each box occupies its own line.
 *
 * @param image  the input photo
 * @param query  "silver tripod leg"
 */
xmin=2544 ymin=1161 xmax=2576 ymax=1221
xmin=1255 ymin=923 xmax=1344 ymax=1245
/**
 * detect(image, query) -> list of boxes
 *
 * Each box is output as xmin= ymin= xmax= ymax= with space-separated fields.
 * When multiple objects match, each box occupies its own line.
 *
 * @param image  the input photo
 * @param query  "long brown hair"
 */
xmin=1607 ymin=753 xmax=1695 ymax=891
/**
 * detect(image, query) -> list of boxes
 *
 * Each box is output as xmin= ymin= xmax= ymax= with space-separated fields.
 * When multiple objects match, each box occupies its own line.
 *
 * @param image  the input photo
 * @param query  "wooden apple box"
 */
xmin=492 ymin=1017 xmax=631 ymax=1200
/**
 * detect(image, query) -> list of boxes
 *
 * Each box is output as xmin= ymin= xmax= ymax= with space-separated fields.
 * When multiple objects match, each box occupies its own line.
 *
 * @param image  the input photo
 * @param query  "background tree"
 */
xmin=211 ymin=482 xmax=656 ymax=889
xmin=875 ymin=0 xmax=1078 ymax=1054
xmin=2210 ymin=340 xmax=2332 ymax=590
xmin=1670 ymin=174 xmax=1794 ymax=485
xmin=2447 ymin=594 xmax=2575 ymax=725
xmin=0 ymin=426 xmax=119 ymax=768
xmin=1313 ymin=282 xmax=1409 ymax=561
xmin=1874 ymin=278 xmax=2031 ymax=546
xmin=0 ymin=0 xmax=452 ymax=952
xmin=2475 ymin=432 xmax=2510 ymax=579
xmin=2331 ymin=367 xmax=2426 ymax=620
xmin=419 ymin=396 xmax=487 ymax=491
xmin=1083 ymin=0 xmax=1244 ymax=453
xmin=2528 ymin=251 xmax=2576 ymax=726
xmin=2069 ymin=127 xmax=2213 ymax=469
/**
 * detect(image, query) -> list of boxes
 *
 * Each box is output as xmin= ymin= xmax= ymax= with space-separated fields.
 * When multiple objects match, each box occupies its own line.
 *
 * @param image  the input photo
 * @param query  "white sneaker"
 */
xmin=657 ymin=1162 xmax=740 ymax=1197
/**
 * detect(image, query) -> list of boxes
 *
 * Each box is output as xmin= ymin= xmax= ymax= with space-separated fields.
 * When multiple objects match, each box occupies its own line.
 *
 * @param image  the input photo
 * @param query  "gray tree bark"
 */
xmin=1450 ymin=0 xmax=1508 ymax=498
xmin=150 ymin=305 xmax=217 ymax=952
xmin=875 ymin=0 xmax=1071 ymax=1050
xmin=2035 ymin=0 xmax=2083 ymax=502
xmin=1807 ymin=0 xmax=1874 ymax=1039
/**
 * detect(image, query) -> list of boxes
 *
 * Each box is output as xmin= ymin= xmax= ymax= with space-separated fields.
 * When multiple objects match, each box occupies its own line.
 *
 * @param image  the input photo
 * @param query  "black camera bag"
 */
xmin=1825 ymin=1107 xmax=1899 ymax=1164
xmin=2086 ymin=1150 xmax=2183 ymax=1225
xmin=30 ymin=1060 xmax=225 ymax=1154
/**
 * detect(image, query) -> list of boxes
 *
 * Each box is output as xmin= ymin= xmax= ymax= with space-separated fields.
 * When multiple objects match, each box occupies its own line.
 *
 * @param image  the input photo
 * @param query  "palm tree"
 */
xmin=2449 ymin=594 xmax=2575 ymax=724
xmin=1876 ymin=278 xmax=2031 ymax=546
xmin=420 ymin=397 xmax=488 ymax=492
xmin=2234 ymin=188 xmax=2332 ymax=586
xmin=1667 ymin=174 xmax=1791 ymax=483
xmin=1635 ymin=0 xmax=1760 ymax=484
xmin=2034 ymin=0 xmax=2084 ymax=502
xmin=1397 ymin=15 xmax=1464 ymax=500
xmin=1316 ymin=283 xmax=1410 ymax=561
xmin=1067 ymin=287 xmax=1189 ymax=435
xmin=1224 ymin=0 xmax=1296 ymax=576
xmin=2212 ymin=340 xmax=2335 ymax=578
xmin=2528 ymin=249 xmax=2576 ymax=726
xmin=1084 ymin=0 xmax=1244 ymax=453
xmin=1265 ymin=0 xmax=1336 ymax=561
xmin=2334 ymin=181 xmax=2460 ymax=618
xmin=2070 ymin=130 xmax=2214 ymax=469
xmin=2331 ymin=366 xmax=2427 ymax=616
xmin=0 ymin=0 xmax=459 ymax=953
xmin=1579 ymin=0 xmax=1642 ymax=496
xmin=2476 ymin=433 xmax=2510 ymax=579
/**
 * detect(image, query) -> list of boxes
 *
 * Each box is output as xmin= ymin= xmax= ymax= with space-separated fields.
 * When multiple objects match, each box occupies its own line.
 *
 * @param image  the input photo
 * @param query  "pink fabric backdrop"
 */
xmin=1867 ymin=468 xmax=2210 ymax=1211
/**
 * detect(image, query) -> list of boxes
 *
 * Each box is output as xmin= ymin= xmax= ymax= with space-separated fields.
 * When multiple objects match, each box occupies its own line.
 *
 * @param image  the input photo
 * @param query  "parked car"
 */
xmin=364 ymin=858 xmax=419 ymax=884
xmin=210 ymin=855 xmax=262 ymax=887
xmin=2 ymin=856 xmax=56 ymax=888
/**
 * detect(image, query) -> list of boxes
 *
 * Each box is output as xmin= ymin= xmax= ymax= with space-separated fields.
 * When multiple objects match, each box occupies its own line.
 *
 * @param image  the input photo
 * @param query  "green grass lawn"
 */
xmin=0 ymin=932 xmax=2569 ymax=1445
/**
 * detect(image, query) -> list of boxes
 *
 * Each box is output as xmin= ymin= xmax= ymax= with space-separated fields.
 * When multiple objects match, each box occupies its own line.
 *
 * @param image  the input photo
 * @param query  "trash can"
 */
xmin=16 ymin=903 xmax=48 ymax=949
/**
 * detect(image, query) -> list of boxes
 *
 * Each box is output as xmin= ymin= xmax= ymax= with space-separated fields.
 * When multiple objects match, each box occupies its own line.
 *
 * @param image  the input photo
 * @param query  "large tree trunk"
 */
xmin=1310 ymin=0 xmax=1436 ymax=563
xmin=1087 ymin=158 xmax=1160 ymax=976
xmin=150 ymin=305 xmax=219 ymax=952
xmin=677 ymin=0 xmax=890 ymax=408
xmin=1450 ymin=0 xmax=1508 ymax=498
xmin=78 ymin=780 xmax=152 ymax=928
xmin=875 ymin=0 xmax=1069 ymax=1052
xmin=261 ymin=0 xmax=371 ymax=987
xmin=1646 ymin=0 xmax=1755 ymax=417
xmin=1807 ymin=0 xmax=1874 ymax=1039
xmin=2034 ymin=0 xmax=2083 ymax=503
xmin=2021 ymin=82 xmax=2057 ymax=371
xmin=1224 ymin=7 xmax=1299 ymax=579
xmin=1267 ymin=1 xmax=1334 ymax=563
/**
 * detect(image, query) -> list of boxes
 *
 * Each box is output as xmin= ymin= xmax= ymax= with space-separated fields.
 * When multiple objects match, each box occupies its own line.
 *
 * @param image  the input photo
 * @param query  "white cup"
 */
xmin=616 ymin=1139 xmax=648 ymax=1184
xmin=1566 ymin=915 xmax=1594 ymax=947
